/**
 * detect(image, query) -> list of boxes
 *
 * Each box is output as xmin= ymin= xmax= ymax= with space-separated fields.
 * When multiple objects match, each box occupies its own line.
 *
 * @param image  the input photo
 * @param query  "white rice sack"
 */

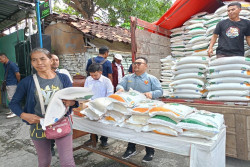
xmin=88 ymin=97 xmax=112 ymax=117
xmin=142 ymin=124 xmax=178 ymax=136
xmin=108 ymin=89 xmax=146 ymax=107
xmin=208 ymin=64 xmax=250 ymax=72
xmin=149 ymin=103 xmax=196 ymax=121
xmin=191 ymin=12 xmax=208 ymax=18
xmin=173 ymin=84 xmax=204 ymax=90
xmin=160 ymin=56 xmax=174 ymax=63
xmin=181 ymin=130 xmax=219 ymax=140
xmin=170 ymin=94 xmax=202 ymax=99
xmin=175 ymin=56 xmax=209 ymax=65
xmin=170 ymin=78 xmax=205 ymax=86
xmin=192 ymin=49 xmax=209 ymax=56
xmin=208 ymin=77 xmax=250 ymax=84
xmin=177 ymin=110 xmax=224 ymax=137
xmin=185 ymin=18 xmax=206 ymax=25
xmin=206 ymin=24 xmax=217 ymax=35
xmin=105 ymin=110 xmax=129 ymax=123
xmin=204 ymin=17 xmax=222 ymax=26
xmin=172 ymin=63 xmax=207 ymax=70
xmin=172 ymin=73 xmax=205 ymax=80
xmin=173 ymin=68 xmax=206 ymax=75
xmin=81 ymin=108 xmax=100 ymax=120
xmin=188 ymin=28 xmax=206 ymax=35
xmin=172 ymin=51 xmax=186 ymax=57
xmin=107 ymin=102 xmax=132 ymax=115
xmin=192 ymin=43 xmax=209 ymax=50
xmin=240 ymin=10 xmax=250 ymax=16
xmin=126 ymin=115 xmax=150 ymax=125
xmin=188 ymin=35 xmax=206 ymax=44
xmin=245 ymin=49 xmax=250 ymax=57
xmin=148 ymin=115 xmax=183 ymax=133
xmin=132 ymin=99 xmax=164 ymax=115
xmin=207 ymin=83 xmax=250 ymax=91
xmin=207 ymin=96 xmax=250 ymax=101
xmin=173 ymin=89 xmax=207 ymax=95
xmin=207 ymin=70 xmax=250 ymax=78
xmin=207 ymin=90 xmax=249 ymax=97
xmin=203 ymin=14 xmax=215 ymax=20
xmin=214 ymin=5 xmax=227 ymax=15
xmin=205 ymin=35 xmax=213 ymax=41
xmin=171 ymin=27 xmax=184 ymax=33
xmin=209 ymin=56 xmax=250 ymax=66
xmin=122 ymin=122 xmax=144 ymax=132
xmin=185 ymin=23 xmax=204 ymax=30
xmin=98 ymin=116 xmax=122 ymax=126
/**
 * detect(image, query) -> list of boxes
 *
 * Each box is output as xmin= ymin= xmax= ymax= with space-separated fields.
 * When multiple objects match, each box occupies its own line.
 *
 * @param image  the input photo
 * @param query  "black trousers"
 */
xmin=90 ymin=134 xmax=108 ymax=142
xmin=127 ymin=142 xmax=154 ymax=154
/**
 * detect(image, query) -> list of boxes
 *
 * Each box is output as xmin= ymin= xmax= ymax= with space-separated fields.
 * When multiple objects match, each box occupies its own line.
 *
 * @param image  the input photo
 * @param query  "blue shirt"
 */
xmin=9 ymin=72 xmax=78 ymax=125
xmin=84 ymin=75 xmax=114 ymax=100
xmin=128 ymin=64 xmax=133 ymax=73
xmin=4 ymin=61 xmax=19 ymax=86
xmin=116 ymin=72 xmax=163 ymax=99
xmin=86 ymin=56 xmax=113 ymax=77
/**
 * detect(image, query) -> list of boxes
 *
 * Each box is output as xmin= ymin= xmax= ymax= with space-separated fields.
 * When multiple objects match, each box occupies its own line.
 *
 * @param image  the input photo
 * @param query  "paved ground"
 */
xmin=0 ymin=105 xmax=250 ymax=167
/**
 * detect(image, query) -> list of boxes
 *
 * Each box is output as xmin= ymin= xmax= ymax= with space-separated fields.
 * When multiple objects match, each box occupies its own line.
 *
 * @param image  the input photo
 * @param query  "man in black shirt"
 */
xmin=208 ymin=2 xmax=250 ymax=57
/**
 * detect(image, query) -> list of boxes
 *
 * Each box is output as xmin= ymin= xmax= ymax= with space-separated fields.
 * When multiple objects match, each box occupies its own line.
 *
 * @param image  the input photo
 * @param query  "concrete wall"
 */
xmin=135 ymin=29 xmax=171 ymax=79
xmin=45 ymin=23 xmax=85 ymax=55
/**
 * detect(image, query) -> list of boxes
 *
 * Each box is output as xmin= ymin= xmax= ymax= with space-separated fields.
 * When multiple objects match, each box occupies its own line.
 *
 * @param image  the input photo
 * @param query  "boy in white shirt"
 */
xmin=84 ymin=63 xmax=114 ymax=148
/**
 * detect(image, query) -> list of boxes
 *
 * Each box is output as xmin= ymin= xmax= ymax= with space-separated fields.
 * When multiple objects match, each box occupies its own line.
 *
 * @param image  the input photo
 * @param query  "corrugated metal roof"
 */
xmin=0 ymin=0 xmax=34 ymax=32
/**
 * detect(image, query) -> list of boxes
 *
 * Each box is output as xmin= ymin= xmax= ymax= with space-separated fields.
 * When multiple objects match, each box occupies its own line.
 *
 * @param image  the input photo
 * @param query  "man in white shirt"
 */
xmin=84 ymin=63 xmax=114 ymax=148
xmin=51 ymin=54 xmax=73 ymax=83
xmin=111 ymin=54 xmax=124 ymax=91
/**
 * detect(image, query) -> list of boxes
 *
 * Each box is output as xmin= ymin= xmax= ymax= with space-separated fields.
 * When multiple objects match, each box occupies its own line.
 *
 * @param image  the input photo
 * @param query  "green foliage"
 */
xmin=53 ymin=5 xmax=81 ymax=17
xmin=53 ymin=0 xmax=171 ymax=27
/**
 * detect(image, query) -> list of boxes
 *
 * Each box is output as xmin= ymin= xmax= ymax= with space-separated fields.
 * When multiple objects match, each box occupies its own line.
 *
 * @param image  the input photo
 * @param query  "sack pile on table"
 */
xmin=169 ymin=56 xmax=209 ymax=99
xmin=80 ymin=90 xmax=224 ymax=140
xmin=207 ymin=56 xmax=250 ymax=101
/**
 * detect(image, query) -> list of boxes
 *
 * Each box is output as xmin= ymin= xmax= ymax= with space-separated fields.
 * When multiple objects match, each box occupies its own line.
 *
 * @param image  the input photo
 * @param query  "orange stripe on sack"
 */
xmin=108 ymin=94 xmax=126 ymax=102
xmin=200 ymin=89 xmax=208 ymax=94
xmin=247 ymin=71 xmax=250 ymax=76
xmin=153 ymin=130 xmax=175 ymax=136
xmin=194 ymin=48 xmax=207 ymax=52
xmin=105 ymin=116 xmax=115 ymax=121
xmin=245 ymin=83 xmax=250 ymax=87
xmin=133 ymin=108 xmax=149 ymax=113
xmin=149 ymin=107 xmax=180 ymax=116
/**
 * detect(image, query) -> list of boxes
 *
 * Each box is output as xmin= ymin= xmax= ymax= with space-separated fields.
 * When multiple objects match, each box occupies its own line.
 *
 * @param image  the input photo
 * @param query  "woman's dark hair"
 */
xmin=228 ymin=2 xmax=241 ymax=8
xmin=30 ymin=48 xmax=51 ymax=59
xmin=136 ymin=57 xmax=148 ymax=64
xmin=88 ymin=63 xmax=103 ymax=73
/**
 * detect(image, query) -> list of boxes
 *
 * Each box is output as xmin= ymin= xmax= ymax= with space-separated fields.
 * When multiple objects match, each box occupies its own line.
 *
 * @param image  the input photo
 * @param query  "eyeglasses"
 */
xmin=132 ymin=62 xmax=146 ymax=66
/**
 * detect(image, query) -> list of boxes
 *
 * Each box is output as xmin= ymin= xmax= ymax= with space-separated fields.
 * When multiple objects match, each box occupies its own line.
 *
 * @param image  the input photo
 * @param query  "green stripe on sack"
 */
xmin=180 ymin=118 xmax=215 ymax=128
xmin=152 ymin=115 xmax=177 ymax=124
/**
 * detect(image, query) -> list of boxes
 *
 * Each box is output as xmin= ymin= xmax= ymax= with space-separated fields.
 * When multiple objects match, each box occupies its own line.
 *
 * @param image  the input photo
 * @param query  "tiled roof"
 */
xmin=45 ymin=13 xmax=131 ymax=44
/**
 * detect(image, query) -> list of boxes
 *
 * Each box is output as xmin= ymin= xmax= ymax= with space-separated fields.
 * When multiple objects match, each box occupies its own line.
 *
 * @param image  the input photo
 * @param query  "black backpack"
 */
xmin=87 ymin=57 xmax=108 ymax=76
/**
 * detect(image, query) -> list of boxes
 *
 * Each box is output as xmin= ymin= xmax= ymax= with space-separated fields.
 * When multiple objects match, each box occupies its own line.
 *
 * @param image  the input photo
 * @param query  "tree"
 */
xmin=54 ymin=0 xmax=171 ymax=26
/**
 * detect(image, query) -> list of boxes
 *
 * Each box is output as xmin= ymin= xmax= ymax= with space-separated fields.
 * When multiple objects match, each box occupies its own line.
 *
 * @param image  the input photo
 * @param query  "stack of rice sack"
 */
xmin=177 ymin=110 xmax=224 ymax=140
xmin=207 ymin=56 xmax=250 ymax=101
xmin=183 ymin=12 xmax=210 ymax=57
xmin=81 ymin=89 xmax=146 ymax=126
xmin=143 ymin=103 xmax=196 ymax=136
xmin=160 ymin=55 xmax=175 ymax=97
xmin=170 ymin=56 xmax=209 ymax=98
xmin=124 ymin=99 xmax=164 ymax=132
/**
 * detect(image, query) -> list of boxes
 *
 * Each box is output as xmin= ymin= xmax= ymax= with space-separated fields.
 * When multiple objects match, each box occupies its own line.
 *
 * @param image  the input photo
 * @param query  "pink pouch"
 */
xmin=45 ymin=117 xmax=71 ymax=139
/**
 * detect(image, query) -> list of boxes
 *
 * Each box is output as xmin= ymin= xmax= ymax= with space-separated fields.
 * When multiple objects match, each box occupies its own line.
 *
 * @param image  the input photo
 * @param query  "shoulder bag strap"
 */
xmin=33 ymin=74 xmax=46 ymax=115
xmin=4 ymin=62 xmax=11 ymax=81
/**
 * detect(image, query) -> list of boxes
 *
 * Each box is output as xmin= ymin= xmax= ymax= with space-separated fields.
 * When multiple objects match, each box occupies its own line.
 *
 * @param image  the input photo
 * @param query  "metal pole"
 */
xmin=35 ymin=0 xmax=43 ymax=48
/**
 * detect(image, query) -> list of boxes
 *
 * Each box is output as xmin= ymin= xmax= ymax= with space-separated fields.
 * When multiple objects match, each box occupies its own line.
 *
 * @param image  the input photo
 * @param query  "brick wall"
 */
xmin=135 ymin=29 xmax=171 ymax=79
